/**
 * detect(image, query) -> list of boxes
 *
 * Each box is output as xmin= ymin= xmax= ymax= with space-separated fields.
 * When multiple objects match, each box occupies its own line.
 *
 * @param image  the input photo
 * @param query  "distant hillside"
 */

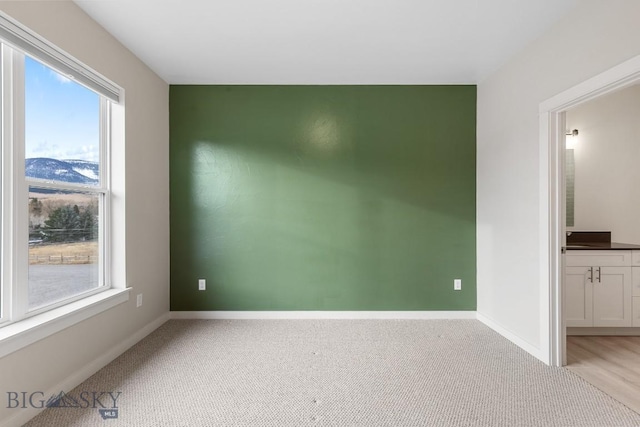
xmin=25 ymin=158 xmax=99 ymax=185
xmin=63 ymin=159 xmax=100 ymax=180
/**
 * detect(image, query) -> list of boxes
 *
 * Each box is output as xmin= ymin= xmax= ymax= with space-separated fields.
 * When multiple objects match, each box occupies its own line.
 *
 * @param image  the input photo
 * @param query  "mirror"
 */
xmin=566 ymin=148 xmax=575 ymax=227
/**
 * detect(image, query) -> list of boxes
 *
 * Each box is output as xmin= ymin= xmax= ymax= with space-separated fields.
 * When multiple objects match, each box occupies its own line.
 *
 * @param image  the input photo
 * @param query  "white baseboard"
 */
xmin=171 ymin=310 xmax=477 ymax=320
xmin=4 ymin=312 xmax=171 ymax=427
xmin=568 ymin=327 xmax=640 ymax=336
xmin=476 ymin=312 xmax=545 ymax=362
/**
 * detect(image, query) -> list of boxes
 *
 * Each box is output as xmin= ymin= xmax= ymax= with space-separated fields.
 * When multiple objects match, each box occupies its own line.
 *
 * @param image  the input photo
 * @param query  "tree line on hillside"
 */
xmin=29 ymin=198 xmax=98 ymax=243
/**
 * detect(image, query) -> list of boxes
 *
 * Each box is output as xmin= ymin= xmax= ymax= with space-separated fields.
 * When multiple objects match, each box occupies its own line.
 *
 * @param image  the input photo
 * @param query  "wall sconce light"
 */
xmin=566 ymin=129 xmax=579 ymax=149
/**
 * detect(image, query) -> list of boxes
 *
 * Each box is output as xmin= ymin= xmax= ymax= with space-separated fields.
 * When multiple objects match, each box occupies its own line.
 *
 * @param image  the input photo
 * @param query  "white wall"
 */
xmin=477 ymin=0 xmax=640 ymax=358
xmin=567 ymin=84 xmax=640 ymax=243
xmin=0 ymin=2 xmax=169 ymax=425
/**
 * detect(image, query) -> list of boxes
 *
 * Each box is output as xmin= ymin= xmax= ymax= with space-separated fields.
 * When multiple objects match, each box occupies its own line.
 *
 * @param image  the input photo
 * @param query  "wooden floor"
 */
xmin=567 ymin=336 xmax=640 ymax=414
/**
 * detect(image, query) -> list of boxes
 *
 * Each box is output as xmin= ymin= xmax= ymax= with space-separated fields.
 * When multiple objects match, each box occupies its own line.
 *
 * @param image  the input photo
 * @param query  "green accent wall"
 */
xmin=170 ymin=85 xmax=476 ymax=311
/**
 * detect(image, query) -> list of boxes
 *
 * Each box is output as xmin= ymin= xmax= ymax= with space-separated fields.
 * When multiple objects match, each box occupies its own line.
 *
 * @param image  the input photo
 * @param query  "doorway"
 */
xmin=555 ymin=83 xmax=640 ymax=413
xmin=541 ymin=54 xmax=640 ymax=368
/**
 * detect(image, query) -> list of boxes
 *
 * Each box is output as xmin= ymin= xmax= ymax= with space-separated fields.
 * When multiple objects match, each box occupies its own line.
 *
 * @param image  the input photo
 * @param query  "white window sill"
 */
xmin=0 ymin=288 xmax=130 ymax=359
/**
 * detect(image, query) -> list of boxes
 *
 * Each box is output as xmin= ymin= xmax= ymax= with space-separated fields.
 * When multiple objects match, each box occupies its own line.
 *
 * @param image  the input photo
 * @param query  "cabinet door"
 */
xmin=633 ymin=297 xmax=640 ymax=327
xmin=633 ymin=267 xmax=640 ymax=296
xmin=565 ymin=266 xmax=593 ymax=327
xmin=593 ymin=266 xmax=632 ymax=327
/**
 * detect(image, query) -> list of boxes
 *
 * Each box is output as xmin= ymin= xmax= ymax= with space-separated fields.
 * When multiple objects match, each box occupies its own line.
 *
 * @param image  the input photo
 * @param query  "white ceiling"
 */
xmin=75 ymin=0 xmax=577 ymax=84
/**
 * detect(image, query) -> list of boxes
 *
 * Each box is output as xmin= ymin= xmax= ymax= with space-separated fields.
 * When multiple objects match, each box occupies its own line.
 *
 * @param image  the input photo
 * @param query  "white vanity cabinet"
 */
xmin=633 ymin=271 xmax=640 ymax=327
xmin=565 ymin=250 xmax=632 ymax=327
xmin=632 ymin=251 xmax=640 ymax=326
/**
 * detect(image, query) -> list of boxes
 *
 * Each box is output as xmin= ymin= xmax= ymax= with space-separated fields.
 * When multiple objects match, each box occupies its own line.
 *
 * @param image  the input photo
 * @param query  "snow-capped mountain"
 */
xmin=25 ymin=158 xmax=99 ymax=185
xmin=62 ymin=159 xmax=100 ymax=180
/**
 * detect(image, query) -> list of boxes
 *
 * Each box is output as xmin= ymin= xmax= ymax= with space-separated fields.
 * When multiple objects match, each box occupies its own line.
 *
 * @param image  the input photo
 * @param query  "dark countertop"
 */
xmin=566 ymin=242 xmax=640 ymax=250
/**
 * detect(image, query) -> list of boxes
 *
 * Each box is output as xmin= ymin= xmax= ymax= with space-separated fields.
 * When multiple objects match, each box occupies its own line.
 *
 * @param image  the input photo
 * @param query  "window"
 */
xmin=0 ymin=14 xmax=121 ymax=328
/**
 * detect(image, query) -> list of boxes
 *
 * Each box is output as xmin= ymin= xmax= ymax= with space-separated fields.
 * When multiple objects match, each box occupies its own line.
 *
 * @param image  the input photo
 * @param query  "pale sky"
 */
xmin=25 ymin=55 xmax=100 ymax=163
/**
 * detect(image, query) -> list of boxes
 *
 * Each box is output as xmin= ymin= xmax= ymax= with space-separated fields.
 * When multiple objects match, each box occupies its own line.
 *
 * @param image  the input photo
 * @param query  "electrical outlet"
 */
xmin=454 ymin=279 xmax=462 ymax=291
xmin=198 ymin=279 xmax=206 ymax=291
xmin=136 ymin=293 xmax=143 ymax=307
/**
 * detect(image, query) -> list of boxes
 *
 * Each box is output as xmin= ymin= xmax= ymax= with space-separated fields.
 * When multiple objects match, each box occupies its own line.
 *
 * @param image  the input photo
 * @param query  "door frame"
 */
xmin=540 ymin=54 xmax=640 ymax=367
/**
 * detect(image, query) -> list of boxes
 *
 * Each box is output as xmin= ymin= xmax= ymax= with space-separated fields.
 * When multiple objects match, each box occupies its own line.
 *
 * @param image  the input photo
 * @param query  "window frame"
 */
xmin=0 ymin=34 xmax=116 ymax=327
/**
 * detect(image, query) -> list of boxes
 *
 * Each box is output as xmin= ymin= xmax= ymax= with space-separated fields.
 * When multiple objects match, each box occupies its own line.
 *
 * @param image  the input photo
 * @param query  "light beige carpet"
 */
xmin=24 ymin=319 xmax=640 ymax=426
